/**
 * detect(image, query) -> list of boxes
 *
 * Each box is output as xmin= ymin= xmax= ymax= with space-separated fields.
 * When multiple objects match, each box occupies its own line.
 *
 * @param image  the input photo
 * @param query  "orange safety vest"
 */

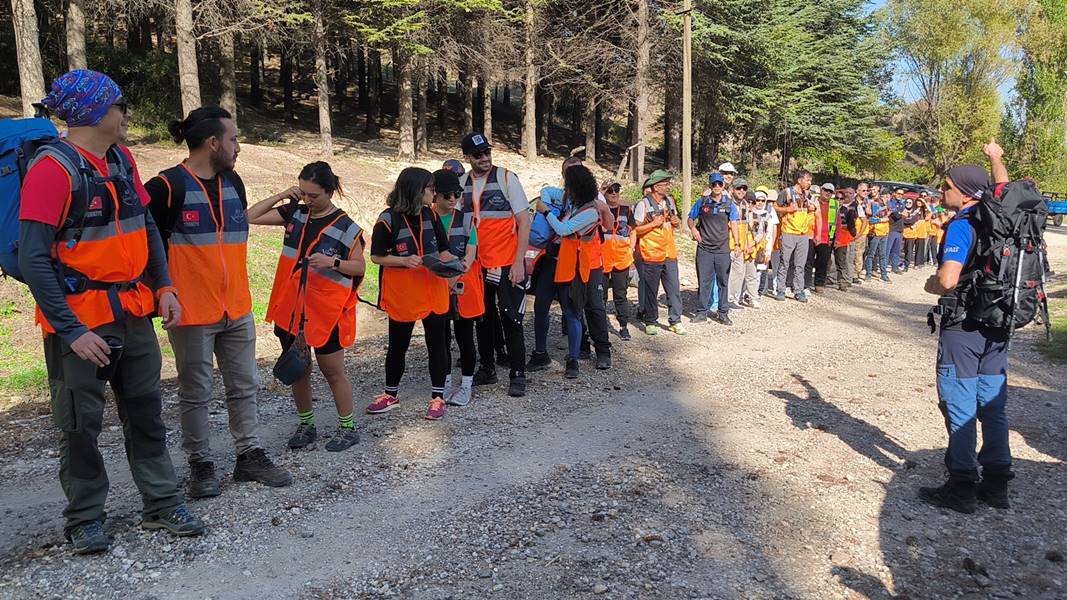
xmin=266 ymin=208 xmax=363 ymax=348
xmin=779 ymin=187 xmax=812 ymax=236
xmin=440 ymin=206 xmax=485 ymax=319
xmin=636 ymin=196 xmax=678 ymax=263
xmin=461 ymin=166 xmax=518 ymax=269
xmin=602 ymin=205 xmax=634 ymax=273
xmin=161 ymin=164 xmax=252 ymax=326
xmin=376 ymin=208 xmax=450 ymax=322
xmin=555 ymin=204 xmax=604 ymax=284
xmin=33 ymin=143 xmax=155 ymax=335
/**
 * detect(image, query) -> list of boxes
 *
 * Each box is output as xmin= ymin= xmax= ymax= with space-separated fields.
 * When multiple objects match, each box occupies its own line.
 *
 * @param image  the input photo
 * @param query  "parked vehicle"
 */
xmin=1047 ymin=192 xmax=1066 ymax=227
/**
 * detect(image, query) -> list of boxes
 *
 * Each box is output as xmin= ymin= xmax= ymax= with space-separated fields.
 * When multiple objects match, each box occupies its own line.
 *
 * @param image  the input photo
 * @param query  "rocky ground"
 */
xmin=0 ymin=137 xmax=1063 ymax=599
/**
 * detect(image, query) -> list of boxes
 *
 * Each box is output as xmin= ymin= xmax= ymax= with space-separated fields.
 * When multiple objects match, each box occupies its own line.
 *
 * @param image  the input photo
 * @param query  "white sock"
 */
xmin=461 ymin=376 xmax=473 ymax=389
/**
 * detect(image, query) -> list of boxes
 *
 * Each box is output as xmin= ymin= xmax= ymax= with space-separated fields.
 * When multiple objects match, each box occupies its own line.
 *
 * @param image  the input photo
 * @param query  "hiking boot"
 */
xmin=618 ymin=327 xmax=631 ymax=341
xmin=977 ymin=474 xmax=1012 ymax=509
xmin=187 ymin=460 xmax=221 ymax=499
xmin=813 ymin=286 xmax=825 ymax=294
xmin=715 ymin=313 xmax=734 ymax=327
xmin=775 ymin=291 xmax=786 ymax=301
xmin=564 ymin=358 xmax=580 ymax=379
xmin=579 ymin=348 xmax=593 ymax=360
xmin=918 ymin=479 xmax=977 ymax=514
xmin=881 ymin=275 xmax=892 ymax=283
xmin=690 ymin=312 xmax=708 ymax=324
xmin=644 ymin=324 xmax=658 ymax=336
xmin=526 ymin=351 xmax=552 ymax=372
xmin=446 ymin=385 xmax=472 ymax=407
xmin=367 ymin=393 xmax=400 ymax=413
xmin=595 ymin=352 xmax=611 ymax=370
xmin=142 ymin=505 xmax=206 ymax=537
xmin=425 ymin=398 xmax=446 ymax=421
xmin=728 ymin=301 xmax=744 ymax=310
xmin=67 ymin=520 xmax=109 ymax=555
xmin=852 ymin=277 xmax=862 ymax=285
xmin=324 ymin=428 xmax=360 ymax=452
xmin=750 ymin=298 xmax=762 ymax=309
xmin=287 ymin=423 xmax=318 ymax=449
xmin=839 ymin=282 xmax=849 ymax=291
xmin=472 ymin=366 xmax=498 ymax=386
xmin=669 ymin=323 xmax=688 ymax=336
xmin=508 ymin=374 xmax=527 ymax=397
xmin=234 ymin=448 xmax=293 ymax=487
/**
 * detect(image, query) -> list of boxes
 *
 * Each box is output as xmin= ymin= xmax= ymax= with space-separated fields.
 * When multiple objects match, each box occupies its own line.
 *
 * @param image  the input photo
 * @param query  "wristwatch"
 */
xmin=333 ymin=257 xmax=341 ymax=270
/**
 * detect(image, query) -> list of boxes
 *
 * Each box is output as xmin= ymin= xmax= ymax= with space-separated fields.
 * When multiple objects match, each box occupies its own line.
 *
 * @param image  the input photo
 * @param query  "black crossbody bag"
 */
xmin=273 ymin=259 xmax=312 ymax=385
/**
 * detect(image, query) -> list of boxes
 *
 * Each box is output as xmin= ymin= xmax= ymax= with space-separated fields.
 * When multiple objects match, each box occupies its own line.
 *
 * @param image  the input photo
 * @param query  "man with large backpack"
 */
xmin=144 ymin=106 xmax=292 ymax=499
xmin=919 ymin=139 xmax=1048 ymax=514
xmin=16 ymin=70 xmax=204 ymax=553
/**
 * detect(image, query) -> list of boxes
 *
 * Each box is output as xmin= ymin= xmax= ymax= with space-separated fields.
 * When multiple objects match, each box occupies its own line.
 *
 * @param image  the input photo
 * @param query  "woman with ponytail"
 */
xmin=248 ymin=162 xmax=366 ymax=452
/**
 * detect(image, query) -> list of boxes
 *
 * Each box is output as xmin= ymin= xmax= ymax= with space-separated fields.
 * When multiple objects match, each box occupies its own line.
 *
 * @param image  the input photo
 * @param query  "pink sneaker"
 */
xmin=425 ymin=398 xmax=446 ymax=420
xmin=366 ymin=393 xmax=399 ymax=414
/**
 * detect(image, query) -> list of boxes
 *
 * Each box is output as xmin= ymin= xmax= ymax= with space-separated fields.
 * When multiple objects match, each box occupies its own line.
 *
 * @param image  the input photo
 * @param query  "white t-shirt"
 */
xmin=632 ymin=197 xmax=675 ymax=231
xmin=467 ymin=167 xmax=529 ymax=215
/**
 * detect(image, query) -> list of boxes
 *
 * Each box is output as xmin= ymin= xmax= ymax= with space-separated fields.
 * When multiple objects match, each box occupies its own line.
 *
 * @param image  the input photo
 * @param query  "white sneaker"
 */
xmin=446 ymin=385 xmax=472 ymax=407
xmin=751 ymin=299 xmax=762 ymax=309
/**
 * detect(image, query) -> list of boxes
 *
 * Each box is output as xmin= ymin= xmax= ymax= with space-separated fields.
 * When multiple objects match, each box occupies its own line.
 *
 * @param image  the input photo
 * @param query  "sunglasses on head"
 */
xmin=470 ymin=149 xmax=491 ymax=159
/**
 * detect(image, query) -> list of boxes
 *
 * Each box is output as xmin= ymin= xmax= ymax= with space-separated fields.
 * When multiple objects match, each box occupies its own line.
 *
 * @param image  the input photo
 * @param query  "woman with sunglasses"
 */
xmin=367 ymin=168 xmax=456 ymax=420
xmin=431 ymin=169 xmax=482 ymax=407
xmin=600 ymin=180 xmax=635 ymax=340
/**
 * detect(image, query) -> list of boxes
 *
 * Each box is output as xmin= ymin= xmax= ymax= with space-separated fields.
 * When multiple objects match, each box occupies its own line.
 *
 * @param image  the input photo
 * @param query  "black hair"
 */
xmin=299 ymin=161 xmax=343 ymax=197
xmin=168 ymin=106 xmax=232 ymax=150
xmin=386 ymin=167 xmax=434 ymax=216
xmin=563 ymin=165 xmax=599 ymax=209
xmin=794 ymin=169 xmax=812 ymax=182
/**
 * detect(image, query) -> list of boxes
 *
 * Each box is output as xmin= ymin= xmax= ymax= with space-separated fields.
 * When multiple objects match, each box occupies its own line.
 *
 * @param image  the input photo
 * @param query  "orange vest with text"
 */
xmin=376 ymin=208 xmax=450 ymax=322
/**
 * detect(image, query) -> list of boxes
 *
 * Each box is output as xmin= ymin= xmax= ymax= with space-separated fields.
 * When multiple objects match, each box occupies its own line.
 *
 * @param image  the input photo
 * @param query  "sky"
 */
xmin=866 ymin=0 xmax=1017 ymax=104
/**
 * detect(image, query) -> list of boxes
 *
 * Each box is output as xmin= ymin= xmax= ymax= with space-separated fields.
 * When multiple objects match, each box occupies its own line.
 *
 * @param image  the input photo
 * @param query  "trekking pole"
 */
xmin=1037 ymin=243 xmax=1053 ymax=342
xmin=1004 ymin=237 xmax=1027 ymax=350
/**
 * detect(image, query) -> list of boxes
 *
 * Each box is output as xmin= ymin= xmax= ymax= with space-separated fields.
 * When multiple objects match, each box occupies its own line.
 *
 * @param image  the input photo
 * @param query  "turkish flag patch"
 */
xmin=182 ymin=210 xmax=199 ymax=223
xmin=89 ymin=196 xmax=103 ymax=210
xmin=286 ymin=223 xmax=295 ymax=233
xmin=396 ymin=242 xmax=408 ymax=253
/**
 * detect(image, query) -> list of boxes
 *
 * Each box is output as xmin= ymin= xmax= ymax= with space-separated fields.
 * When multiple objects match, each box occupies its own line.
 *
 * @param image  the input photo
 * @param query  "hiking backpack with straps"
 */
xmin=0 ymin=116 xmax=120 ymax=283
xmin=945 ymin=180 xmax=1051 ymax=338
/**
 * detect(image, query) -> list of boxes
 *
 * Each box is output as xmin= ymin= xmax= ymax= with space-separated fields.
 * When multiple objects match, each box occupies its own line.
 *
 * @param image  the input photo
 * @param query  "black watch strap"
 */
xmin=333 ymin=257 xmax=341 ymax=269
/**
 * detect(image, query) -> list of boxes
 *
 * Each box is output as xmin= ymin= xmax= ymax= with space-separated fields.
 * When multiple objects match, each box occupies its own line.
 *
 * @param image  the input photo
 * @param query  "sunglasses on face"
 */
xmin=735 ymin=186 xmax=748 ymax=191
xmin=471 ymin=149 xmax=491 ymax=160
xmin=440 ymin=191 xmax=462 ymax=200
xmin=112 ymin=100 xmax=130 ymax=115
xmin=606 ymin=186 xmax=621 ymax=194
xmin=711 ymin=182 xmax=724 ymax=187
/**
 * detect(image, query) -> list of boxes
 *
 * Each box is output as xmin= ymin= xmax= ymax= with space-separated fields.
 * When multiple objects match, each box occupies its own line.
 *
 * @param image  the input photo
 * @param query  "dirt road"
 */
xmin=0 ymin=141 xmax=1063 ymax=599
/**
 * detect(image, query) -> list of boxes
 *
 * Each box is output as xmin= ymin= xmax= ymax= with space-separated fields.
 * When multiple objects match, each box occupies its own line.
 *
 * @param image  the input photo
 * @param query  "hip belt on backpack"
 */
xmin=58 ymin=266 xmax=144 ymax=324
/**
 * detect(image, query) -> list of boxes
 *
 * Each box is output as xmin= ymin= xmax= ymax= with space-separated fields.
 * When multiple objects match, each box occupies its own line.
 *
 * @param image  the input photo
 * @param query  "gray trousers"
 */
xmin=641 ymin=259 xmax=683 ymax=325
xmin=728 ymin=253 xmax=758 ymax=303
xmin=776 ymin=233 xmax=809 ymax=294
xmin=168 ymin=313 xmax=260 ymax=463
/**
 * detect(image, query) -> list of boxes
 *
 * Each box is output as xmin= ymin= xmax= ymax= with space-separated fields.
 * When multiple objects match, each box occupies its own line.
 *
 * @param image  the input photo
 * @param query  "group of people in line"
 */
xmin=16 ymin=70 xmax=1025 ymax=556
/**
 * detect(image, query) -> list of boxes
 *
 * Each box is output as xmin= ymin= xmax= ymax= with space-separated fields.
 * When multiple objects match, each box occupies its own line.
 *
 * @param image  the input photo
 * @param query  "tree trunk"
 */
xmin=521 ymin=0 xmax=537 ymax=159
xmin=584 ymin=96 xmax=597 ymax=163
xmin=416 ymin=56 xmax=428 ymax=155
xmin=333 ymin=50 xmax=347 ymax=109
xmin=126 ymin=14 xmax=141 ymax=53
xmin=631 ymin=0 xmax=650 ymax=181
xmin=539 ymin=91 xmax=552 ymax=154
xmin=65 ymin=0 xmax=86 ymax=70
xmin=281 ymin=48 xmax=294 ymax=119
xmin=397 ymin=51 xmax=415 ymax=161
xmin=482 ymin=75 xmax=493 ymax=141
xmin=219 ymin=32 xmax=237 ymax=125
xmin=175 ymin=0 xmax=201 ymax=116
xmin=462 ymin=71 xmax=474 ymax=133
xmin=373 ymin=48 xmax=384 ymax=128
xmin=155 ymin=11 xmax=165 ymax=50
xmin=141 ymin=16 xmax=153 ymax=51
xmin=503 ymin=84 xmax=510 ymax=107
xmin=250 ymin=42 xmax=262 ymax=107
xmin=366 ymin=48 xmax=380 ymax=133
xmin=436 ymin=71 xmax=448 ymax=133
xmin=313 ymin=1 xmax=332 ymax=156
xmin=665 ymin=75 xmax=681 ymax=170
xmin=10 ymin=0 xmax=45 ymax=117
xmin=595 ymin=104 xmax=603 ymax=152
xmin=356 ymin=46 xmax=367 ymax=108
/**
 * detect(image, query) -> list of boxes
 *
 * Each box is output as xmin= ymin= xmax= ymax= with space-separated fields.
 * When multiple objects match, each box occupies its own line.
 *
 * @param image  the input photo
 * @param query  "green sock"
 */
xmin=338 ymin=413 xmax=354 ymax=429
xmin=298 ymin=410 xmax=315 ymax=426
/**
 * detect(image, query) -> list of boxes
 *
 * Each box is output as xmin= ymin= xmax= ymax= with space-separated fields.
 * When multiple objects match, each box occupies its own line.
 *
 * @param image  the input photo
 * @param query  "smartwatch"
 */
xmin=333 ymin=257 xmax=341 ymax=270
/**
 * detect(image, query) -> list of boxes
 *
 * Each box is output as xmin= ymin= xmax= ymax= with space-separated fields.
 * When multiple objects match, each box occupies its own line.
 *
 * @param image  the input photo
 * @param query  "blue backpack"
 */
xmin=0 ymin=117 xmax=97 ymax=282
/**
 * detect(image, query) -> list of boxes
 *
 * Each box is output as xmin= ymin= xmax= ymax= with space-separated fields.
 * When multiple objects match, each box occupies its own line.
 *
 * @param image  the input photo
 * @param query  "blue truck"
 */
xmin=1048 ymin=192 xmax=1066 ymax=227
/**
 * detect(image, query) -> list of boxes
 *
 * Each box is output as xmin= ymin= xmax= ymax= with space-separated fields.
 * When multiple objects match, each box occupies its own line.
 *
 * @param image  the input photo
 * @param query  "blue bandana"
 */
xmin=41 ymin=70 xmax=122 ymax=127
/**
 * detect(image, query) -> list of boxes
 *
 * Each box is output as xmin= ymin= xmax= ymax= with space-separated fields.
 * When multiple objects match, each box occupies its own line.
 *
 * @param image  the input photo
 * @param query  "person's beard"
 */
xmin=211 ymin=147 xmax=235 ymax=172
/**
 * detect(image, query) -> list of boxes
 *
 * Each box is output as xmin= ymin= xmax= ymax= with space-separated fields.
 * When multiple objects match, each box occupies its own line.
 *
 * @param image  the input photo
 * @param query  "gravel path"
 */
xmin=0 ymin=146 xmax=1064 ymax=599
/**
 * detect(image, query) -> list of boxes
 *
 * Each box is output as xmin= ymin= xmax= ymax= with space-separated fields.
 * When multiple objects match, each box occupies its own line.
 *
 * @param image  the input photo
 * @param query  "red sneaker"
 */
xmin=366 ymin=393 xmax=399 ymax=414
xmin=425 ymin=398 xmax=446 ymax=421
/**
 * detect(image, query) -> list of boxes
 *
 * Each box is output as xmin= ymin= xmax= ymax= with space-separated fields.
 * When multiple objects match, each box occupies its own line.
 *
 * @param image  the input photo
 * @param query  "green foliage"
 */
xmin=87 ymin=45 xmax=181 ymax=138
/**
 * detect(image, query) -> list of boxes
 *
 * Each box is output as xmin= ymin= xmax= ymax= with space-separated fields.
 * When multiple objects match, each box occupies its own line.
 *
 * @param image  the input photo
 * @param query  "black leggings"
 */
xmin=386 ymin=313 xmax=449 ymax=399
xmin=445 ymin=317 xmax=477 ymax=377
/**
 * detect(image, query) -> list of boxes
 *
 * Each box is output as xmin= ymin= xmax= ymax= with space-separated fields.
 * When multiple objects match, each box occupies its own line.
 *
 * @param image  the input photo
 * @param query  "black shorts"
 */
xmin=274 ymin=325 xmax=343 ymax=356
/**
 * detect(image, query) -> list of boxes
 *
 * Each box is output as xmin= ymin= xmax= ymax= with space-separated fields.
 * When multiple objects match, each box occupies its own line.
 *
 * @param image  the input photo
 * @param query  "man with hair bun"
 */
xmin=145 ymin=106 xmax=292 ymax=499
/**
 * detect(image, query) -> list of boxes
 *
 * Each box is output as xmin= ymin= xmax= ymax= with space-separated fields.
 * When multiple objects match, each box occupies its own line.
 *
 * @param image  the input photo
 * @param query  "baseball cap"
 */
xmin=718 ymin=162 xmax=737 ymax=174
xmin=732 ymin=178 xmax=749 ymax=189
xmin=709 ymin=172 xmax=725 ymax=185
xmin=461 ymin=133 xmax=492 ymax=155
xmin=433 ymin=169 xmax=463 ymax=195
xmin=821 ymin=182 xmax=836 ymax=192
xmin=442 ymin=159 xmax=465 ymax=176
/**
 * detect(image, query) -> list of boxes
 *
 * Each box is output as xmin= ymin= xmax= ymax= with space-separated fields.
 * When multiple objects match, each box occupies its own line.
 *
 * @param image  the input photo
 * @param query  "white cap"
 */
xmin=718 ymin=162 xmax=737 ymax=174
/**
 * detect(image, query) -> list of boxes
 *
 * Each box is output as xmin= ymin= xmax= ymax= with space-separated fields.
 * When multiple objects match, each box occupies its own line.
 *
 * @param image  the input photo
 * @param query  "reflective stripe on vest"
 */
xmin=462 ymin=167 xmax=517 ymax=268
xmin=266 ymin=209 xmax=363 ymax=348
xmin=636 ymin=196 xmax=678 ymax=263
xmin=442 ymin=208 xmax=485 ymax=318
xmin=38 ymin=144 xmax=155 ymax=334
xmin=602 ymin=205 xmax=634 ymax=272
xmin=165 ymin=164 xmax=251 ymax=326
xmin=377 ymin=209 xmax=450 ymax=322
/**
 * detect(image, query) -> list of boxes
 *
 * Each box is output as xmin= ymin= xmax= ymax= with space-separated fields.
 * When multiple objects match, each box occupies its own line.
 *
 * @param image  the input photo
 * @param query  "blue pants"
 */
xmin=936 ymin=326 xmax=1012 ymax=482
xmin=865 ymin=236 xmax=888 ymax=279
xmin=886 ymin=231 xmax=903 ymax=270
xmin=557 ymin=284 xmax=584 ymax=360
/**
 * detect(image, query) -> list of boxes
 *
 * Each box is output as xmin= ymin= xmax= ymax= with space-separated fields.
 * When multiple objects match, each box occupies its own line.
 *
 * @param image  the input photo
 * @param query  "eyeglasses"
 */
xmin=470 ymin=149 xmax=491 ymax=160
xmin=441 ymin=191 xmax=462 ymax=200
xmin=112 ymin=100 xmax=129 ymax=115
